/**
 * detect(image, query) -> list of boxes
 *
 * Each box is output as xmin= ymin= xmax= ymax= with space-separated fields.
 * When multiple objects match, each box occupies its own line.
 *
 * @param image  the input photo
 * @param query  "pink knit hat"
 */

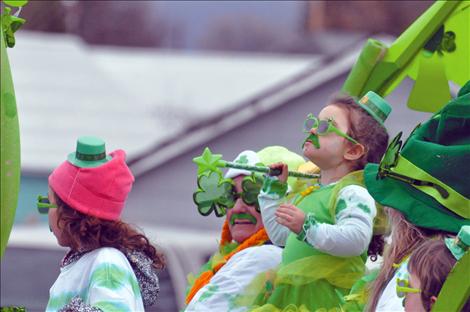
xmin=49 ymin=146 xmax=135 ymax=221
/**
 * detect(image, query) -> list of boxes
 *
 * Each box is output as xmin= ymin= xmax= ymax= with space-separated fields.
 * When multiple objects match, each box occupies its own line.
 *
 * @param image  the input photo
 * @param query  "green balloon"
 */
xmin=0 ymin=22 xmax=21 ymax=258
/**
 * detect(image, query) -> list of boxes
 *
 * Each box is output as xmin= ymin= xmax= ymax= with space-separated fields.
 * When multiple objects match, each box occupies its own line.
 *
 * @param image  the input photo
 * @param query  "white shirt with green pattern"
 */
xmin=259 ymin=179 xmax=377 ymax=257
xmin=46 ymin=247 xmax=144 ymax=311
xmin=185 ymin=244 xmax=282 ymax=312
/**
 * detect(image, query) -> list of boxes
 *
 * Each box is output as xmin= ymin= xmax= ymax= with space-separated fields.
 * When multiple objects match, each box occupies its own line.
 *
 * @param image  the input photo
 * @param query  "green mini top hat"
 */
xmin=67 ymin=136 xmax=112 ymax=168
xmin=357 ymin=91 xmax=392 ymax=126
xmin=445 ymin=225 xmax=470 ymax=261
xmin=364 ymin=80 xmax=470 ymax=234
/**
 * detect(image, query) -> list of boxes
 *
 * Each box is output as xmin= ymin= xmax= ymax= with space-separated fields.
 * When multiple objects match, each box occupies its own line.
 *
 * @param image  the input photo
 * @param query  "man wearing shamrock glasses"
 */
xmin=186 ymin=147 xmax=313 ymax=312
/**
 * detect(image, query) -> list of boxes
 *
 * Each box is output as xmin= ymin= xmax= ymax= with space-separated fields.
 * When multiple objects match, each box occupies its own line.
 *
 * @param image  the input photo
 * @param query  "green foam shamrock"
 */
xmin=193 ymin=171 xmax=234 ymax=217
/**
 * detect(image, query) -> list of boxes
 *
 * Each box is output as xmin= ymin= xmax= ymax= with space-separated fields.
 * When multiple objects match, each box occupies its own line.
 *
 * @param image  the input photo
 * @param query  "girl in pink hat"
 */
xmin=37 ymin=136 xmax=164 ymax=311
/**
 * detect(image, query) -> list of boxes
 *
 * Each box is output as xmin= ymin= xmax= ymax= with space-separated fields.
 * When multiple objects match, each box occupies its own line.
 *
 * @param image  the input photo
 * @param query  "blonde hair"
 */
xmin=367 ymin=208 xmax=452 ymax=311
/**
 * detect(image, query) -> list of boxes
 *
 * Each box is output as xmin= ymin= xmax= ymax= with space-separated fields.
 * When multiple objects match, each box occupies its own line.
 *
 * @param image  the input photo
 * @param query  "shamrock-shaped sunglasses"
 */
xmin=233 ymin=175 xmax=263 ymax=209
xmin=303 ymin=114 xmax=358 ymax=145
xmin=193 ymin=172 xmax=263 ymax=218
xmin=37 ymin=195 xmax=57 ymax=214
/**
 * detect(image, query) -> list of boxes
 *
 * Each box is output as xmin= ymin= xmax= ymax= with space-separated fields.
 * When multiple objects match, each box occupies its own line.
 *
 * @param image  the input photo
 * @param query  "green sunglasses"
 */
xmin=193 ymin=173 xmax=263 ymax=218
xmin=397 ymin=276 xmax=422 ymax=301
xmin=396 ymin=260 xmax=421 ymax=300
xmin=231 ymin=175 xmax=263 ymax=211
xmin=303 ymin=114 xmax=358 ymax=145
xmin=37 ymin=195 xmax=57 ymax=214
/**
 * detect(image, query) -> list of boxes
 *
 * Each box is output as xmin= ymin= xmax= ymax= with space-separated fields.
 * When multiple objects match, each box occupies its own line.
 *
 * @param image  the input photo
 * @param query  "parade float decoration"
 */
xmin=342 ymin=0 xmax=469 ymax=113
xmin=1 ymin=0 xmax=27 ymax=258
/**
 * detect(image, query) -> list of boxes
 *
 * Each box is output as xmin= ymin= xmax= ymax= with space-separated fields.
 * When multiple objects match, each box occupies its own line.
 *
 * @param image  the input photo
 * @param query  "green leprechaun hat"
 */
xmin=357 ymin=91 xmax=392 ymax=127
xmin=364 ymin=80 xmax=470 ymax=233
xmin=67 ymin=136 xmax=112 ymax=168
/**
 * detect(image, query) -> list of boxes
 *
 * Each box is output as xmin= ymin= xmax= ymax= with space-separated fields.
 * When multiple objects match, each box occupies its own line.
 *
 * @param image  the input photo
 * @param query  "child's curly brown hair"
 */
xmin=53 ymin=192 xmax=165 ymax=270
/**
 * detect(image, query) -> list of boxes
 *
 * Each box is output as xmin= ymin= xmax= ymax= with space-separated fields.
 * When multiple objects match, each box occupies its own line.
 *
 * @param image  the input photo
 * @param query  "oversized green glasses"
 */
xmin=193 ymin=172 xmax=263 ymax=218
xmin=303 ymin=114 xmax=358 ymax=144
xmin=231 ymin=175 xmax=263 ymax=210
xmin=37 ymin=195 xmax=57 ymax=214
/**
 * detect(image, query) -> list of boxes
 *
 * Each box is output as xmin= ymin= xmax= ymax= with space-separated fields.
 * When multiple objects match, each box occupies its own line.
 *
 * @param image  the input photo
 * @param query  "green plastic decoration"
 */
xmin=378 ymin=132 xmax=403 ymax=174
xmin=342 ymin=39 xmax=388 ymax=97
xmin=0 ymin=0 xmax=27 ymax=258
xmin=1 ymin=1 xmax=27 ymax=48
xmin=193 ymin=147 xmax=224 ymax=175
xmin=193 ymin=171 xmax=234 ymax=217
xmin=342 ymin=1 xmax=469 ymax=113
xmin=3 ymin=0 xmax=28 ymax=6
xmin=431 ymin=251 xmax=470 ymax=312
xmin=192 ymin=147 xmax=319 ymax=217
xmin=193 ymin=147 xmax=320 ymax=180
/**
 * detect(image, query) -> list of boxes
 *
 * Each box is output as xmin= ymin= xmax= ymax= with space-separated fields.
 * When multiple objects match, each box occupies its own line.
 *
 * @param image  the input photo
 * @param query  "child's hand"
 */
xmin=269 ymin=162 xmax=288 ymax=183
xmin=275 ymin=203 xmax=305 ymax=234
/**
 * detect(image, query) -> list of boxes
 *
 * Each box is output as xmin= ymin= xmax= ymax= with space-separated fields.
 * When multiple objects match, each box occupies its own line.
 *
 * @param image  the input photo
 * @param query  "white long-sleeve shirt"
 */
xmin=259 ymin=182 xmax=376 ymax=257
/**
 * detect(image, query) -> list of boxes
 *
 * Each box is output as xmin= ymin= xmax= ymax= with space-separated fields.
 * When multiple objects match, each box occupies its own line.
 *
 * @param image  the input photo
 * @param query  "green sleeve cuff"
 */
xmin=261 ymin=175 xmax=288 ymax=198
xmin=296 ymin=213 xmax=317 ymax=242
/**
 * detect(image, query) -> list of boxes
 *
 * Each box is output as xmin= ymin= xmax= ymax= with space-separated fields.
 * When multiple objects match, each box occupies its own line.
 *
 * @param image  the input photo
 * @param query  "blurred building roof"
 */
xmin=10 ymin=30 xmax=322 ymax=174
xmin=127 ymin=35 xmax=395 ymax=176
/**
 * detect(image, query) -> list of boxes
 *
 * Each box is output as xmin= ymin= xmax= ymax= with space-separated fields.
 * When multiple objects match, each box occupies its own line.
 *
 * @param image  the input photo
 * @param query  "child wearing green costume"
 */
xmin=254 ymin=92 xmax=391 ymax=311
